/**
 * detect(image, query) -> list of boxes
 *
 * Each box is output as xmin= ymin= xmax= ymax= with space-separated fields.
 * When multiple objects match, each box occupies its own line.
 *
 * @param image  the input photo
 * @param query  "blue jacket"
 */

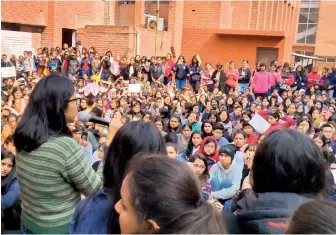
xmin=209 ymin=161 xmax=243 ymax=200
xmin=1 ymin=172 xmax=20 ymax=210
xmin=226 ymin=191 xmax=314 ymax=234
xmin=71 ymin=189 xmax=109 ymax=234
xmin=331 ymin=75 xmax=336 ymax=90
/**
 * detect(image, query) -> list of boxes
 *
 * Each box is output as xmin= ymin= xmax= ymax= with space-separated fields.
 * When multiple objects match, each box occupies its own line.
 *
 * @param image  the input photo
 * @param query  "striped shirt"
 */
xmin=16 ymin=136 xmax=101 ymax=234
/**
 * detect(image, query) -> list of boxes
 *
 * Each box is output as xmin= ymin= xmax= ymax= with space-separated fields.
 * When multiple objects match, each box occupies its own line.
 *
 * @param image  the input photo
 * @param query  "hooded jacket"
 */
xmin=252 ymin=71 xmax=271 ymax=94
xmin=209 ymin=161 xmax=243 ymax=200
xmin=307 ymin=72 xmax=321 ymax=89
xmin=195 ymin=136 xmax=219 ymax=166
xmin=227 ymin=190 xmax=315 ymax=234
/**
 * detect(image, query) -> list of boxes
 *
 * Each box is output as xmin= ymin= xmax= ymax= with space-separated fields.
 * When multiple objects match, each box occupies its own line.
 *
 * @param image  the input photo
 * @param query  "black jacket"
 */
xmin=225 ymin=190 xmax=314 ymax=234
xmin=238 ymin=68 xmax=251 ymax=84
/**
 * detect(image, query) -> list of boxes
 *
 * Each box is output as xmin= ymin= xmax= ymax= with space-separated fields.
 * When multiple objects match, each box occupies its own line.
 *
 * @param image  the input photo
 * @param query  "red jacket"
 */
xmin=307 ymin=72 xmax=321 ymax=89
xmin=164 ymin=59 xmax=174 ymax=78
xmin=246 ymin=132 xmax=259 ymax=144
xmin=258 ymin=110 xmax=295 ymax=135
xmin=282 ymin=72 xmax=295 ymax=87
xmin=268 ymin=72 xmax=282 ymax=87
xmin=195 ymin=136 xmax=219 ymax=162
xmin=225 ymin=69 xmax=240 ymax=88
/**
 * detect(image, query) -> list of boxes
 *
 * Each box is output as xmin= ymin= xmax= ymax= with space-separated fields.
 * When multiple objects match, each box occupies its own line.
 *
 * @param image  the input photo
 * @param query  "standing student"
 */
xmin=225 ymin=61 xmax=239 ymax=94
xmin=201 ymin=62 xmax=215 ymax=92
xmin=307 ymin=66 xmax=321 ymax=90
xmin=172 ymin=55 xmax=189 ymax=90
xmin=189 ymin=55 xmax=202 ymax=92
xmin=238 ymin=59 xmax=252 ymax=93
xmin=252 ymin=62 xmax=270 ymax=98
xmin=14 ymin=75 xmax=101 ymax=234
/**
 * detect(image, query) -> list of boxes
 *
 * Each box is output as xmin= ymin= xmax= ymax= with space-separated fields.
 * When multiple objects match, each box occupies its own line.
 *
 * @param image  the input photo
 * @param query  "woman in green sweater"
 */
xmin=13 ymin=75 xmax=101 ymax=234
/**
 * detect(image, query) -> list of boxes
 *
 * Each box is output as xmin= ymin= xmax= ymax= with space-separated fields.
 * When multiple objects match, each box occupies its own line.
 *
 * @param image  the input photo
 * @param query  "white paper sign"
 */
xmin=128 ymin=84 xmax=141 ymax=93
xmin=249 ymin=113 xmax=271 ymax=134
xmin=1 ymin=66 xmax=16 ymax=78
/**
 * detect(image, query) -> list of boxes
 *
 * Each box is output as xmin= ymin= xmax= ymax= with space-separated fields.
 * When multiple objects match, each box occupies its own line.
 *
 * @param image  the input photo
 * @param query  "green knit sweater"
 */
xmin=16 ymin=136 xmax=101 ymax=234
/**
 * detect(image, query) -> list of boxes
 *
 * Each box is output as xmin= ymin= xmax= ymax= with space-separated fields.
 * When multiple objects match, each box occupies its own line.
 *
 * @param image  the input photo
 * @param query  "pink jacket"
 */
xmin=164 ymin=59 xmax=174 ymax=78
xmin=269 ymin=72 xmax=282 ymax=88
xmin=252 ymin=71 xmax=270 ymax=94
xmin=201 ymin=69 xmax=215 ymax=85
xmin=225 ymin=69 xmax=240 ymax=88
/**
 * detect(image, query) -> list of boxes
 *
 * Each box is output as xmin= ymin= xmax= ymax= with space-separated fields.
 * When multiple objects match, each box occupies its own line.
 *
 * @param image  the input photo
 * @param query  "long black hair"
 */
xmin=185 ymin=131 xmax=204 ymax=158
xmin=104 ymin=121 xmax=167 ymax=233
xmin=1 ymin=149 xmax=16 ymax=188
xmin=14 ymin=75 xmax=74 ymax=152
xmin=125 ymin=154 xmax=226 ymax=234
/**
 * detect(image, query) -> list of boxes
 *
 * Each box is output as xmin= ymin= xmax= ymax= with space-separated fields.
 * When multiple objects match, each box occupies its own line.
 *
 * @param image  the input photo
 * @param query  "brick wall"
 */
xmin=181 ymin=28 xmax=285 ymax=68
xmin=76 ymin=25 xmax=171 ymax=58
xmin=315 ymin=1 xmax=336 ymax=57
xmin=115 ymin=4 xmax=136 ymax=26
xmin=1 ymin=1 xmax=48 ymax=26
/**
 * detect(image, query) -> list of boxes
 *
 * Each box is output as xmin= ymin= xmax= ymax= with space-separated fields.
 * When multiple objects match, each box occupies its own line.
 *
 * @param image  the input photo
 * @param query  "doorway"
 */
xmin=62 ymin=28 xmax=76 ymax=48
xmin=256 ymin=47 xmax=279 ymax=68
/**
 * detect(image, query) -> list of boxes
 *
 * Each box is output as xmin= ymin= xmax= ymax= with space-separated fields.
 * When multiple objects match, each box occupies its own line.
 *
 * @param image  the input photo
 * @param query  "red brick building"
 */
xmin=3 ymin=0 xmax=333 ymax=68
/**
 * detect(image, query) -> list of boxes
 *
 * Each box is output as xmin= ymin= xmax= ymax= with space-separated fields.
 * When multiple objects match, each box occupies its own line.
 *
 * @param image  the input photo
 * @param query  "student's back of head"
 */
xmin=114 ymin=154 xmax=227 ymax=234
xmin=286 ymin=200 xmax=336 ymax=234
xmin=252 ymin=129 xmax=326 ymax=195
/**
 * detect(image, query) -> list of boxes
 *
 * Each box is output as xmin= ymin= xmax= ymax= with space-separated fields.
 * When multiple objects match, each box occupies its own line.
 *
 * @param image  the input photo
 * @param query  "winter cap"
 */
xmin=219 ymin=144 xmax=236 ymax=160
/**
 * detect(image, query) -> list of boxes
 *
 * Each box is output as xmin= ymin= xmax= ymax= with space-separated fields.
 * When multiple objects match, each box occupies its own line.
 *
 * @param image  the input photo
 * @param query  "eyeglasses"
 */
xmin=66 ymin=98 xmax=80 ymax=103
xmin=193 ymin=163 xmax=205 ymax=169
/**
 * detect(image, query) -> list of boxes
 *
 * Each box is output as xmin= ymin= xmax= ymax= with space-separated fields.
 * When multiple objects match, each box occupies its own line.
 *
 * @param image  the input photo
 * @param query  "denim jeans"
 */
xmin=175 ymin=79 xmax=186 ymax=90
xmin=238 ymin=83 xmax=249 ymax=93
xmin=210 ymin=177 xmax=233 ymax=192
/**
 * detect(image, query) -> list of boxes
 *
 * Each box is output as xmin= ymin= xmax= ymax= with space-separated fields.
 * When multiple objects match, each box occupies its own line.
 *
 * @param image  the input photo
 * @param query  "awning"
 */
xmin=291 ymin=52 xmax=325 ymax=61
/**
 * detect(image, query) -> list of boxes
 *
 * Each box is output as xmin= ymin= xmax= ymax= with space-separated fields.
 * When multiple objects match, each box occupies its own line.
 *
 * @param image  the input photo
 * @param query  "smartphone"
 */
xmin=81 ymin=131 xmax=88 ymax=141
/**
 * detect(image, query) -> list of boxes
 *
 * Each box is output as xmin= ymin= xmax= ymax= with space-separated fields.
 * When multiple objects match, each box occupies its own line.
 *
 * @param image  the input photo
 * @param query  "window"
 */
xmin=118 ymin=0 xmax=135 ymax=4
xmin=327 ymin=57 xmax=336 ymax=63
xmin=296 ymin=3 xmax=320 ymax=44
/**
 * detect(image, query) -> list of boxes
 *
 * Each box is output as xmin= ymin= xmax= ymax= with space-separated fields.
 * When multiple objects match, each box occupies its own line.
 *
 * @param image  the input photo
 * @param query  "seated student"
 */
xmin=1 ymin=150 xmax=21 ymax=230
xmin=228 ymin=129 xmax=327 ymax=234
xmin=191 ymin=154 xmax=212 ymax=200
xmin=195 ymin=136 xmax=219 ymax=168
xmin=212 ymin=122 xmax=229 ymax=149
xmin=258 ymin=107 xmax=294 ymax=134
xmin=320 ymin=123 xmax=336 ymax=155
xmin=240 ymin=144 xmax=257 ymax=190
xmin=178 ymin=131 xmax=204 ymax=162
xmin=166 ymin=143 xmax=179 ymax=160
xmin=242 ymin=121 xmax=259 ymax=144
xmin=114 ymin=154 xmax=227 ymax=234
xmin=187 ymin=112 xmax=201 ymax=132
xmin=209 ymin=144 xmax=243 ymax=201
xmin=286 ymin=200 xmax=336 ymax=234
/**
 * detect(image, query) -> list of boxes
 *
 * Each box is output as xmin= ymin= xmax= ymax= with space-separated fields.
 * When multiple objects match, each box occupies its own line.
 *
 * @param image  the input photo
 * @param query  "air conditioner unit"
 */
xmin=146 ymin=17 xmax=164 ymax=31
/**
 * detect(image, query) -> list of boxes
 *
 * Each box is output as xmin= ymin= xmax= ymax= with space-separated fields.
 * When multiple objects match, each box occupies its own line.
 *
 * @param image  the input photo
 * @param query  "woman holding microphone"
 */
xmin=14 ymin=74 xmax=101 ymax=234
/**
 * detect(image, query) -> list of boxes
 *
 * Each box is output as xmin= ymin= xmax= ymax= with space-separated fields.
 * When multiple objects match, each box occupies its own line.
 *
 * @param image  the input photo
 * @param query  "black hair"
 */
xmin=191 ymin=153 xmax=210 ymax=181
xmin=233 ymin=129 xmax=246 ymax=139
xmin=126 ymin=154 xmax=226 ymax=234
xmin=164 ymin=133 xmax=178 ymax=144
xmin=201 ymin=120 xmax=213 ymax=137
xmin=287 ymin=200 xmax=336 ymax=234
xmin=1 ymin=149 xmax=15 ymax=166
xmin=14 ymin=75 xmax=74 ymax=152
xmin=181 ymin=123 xmax=193 ymax=131
xmin=320 ymin=123 xmax=333 ymax=132
xmin=218 ymin=109 xmax=230 ymax=123
xmin=166 ymin=142 xmax=178 ymax=153
xmin=208 ymin=111 xmax=219 ymax=123
xmin=212 ymin=122 xmax=224 ymax=132
xmin=185 ymin=131 xmax=204 ymax=158
xmin=259 ymin=62 xmax=266 ymax=68
xmin=12 ymin=86 xmax=23 ymax=96
xmin=167 ymin=115 xmax=182 ymax=132
xmin=252 ymin=129 xmax=326 ymax=194
xmin=104 ymin=121 xmax=167 ymax=233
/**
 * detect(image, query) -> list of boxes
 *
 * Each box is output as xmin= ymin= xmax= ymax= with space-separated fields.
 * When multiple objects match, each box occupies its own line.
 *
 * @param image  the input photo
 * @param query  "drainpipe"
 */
xmin=135 ymin=29 xmax=140 ymax=55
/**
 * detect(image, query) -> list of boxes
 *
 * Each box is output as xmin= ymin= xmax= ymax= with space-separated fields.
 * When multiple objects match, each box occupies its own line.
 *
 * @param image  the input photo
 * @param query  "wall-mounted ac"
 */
xmin=146 ymin=17 xmax=164 ymax=31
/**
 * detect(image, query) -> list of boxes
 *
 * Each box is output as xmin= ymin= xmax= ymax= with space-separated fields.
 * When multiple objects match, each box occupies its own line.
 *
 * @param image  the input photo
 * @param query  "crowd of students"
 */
xmin=1 ymin=44 xmax=336 ymax=234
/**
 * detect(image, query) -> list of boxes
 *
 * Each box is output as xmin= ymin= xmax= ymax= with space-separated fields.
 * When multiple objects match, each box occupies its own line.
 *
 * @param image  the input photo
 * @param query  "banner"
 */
xmin=1 ymin=66 xmax=16 ymax=78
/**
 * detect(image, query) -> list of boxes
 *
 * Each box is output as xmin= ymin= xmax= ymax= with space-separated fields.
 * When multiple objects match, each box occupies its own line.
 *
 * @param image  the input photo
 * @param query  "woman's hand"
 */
xmin=106 ymin=117 xmax=124 ymax=145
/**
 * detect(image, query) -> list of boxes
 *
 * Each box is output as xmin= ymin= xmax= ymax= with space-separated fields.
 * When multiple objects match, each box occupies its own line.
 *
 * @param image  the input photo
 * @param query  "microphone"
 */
xmin=77 ymin=111 xmax=110 ymax=126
